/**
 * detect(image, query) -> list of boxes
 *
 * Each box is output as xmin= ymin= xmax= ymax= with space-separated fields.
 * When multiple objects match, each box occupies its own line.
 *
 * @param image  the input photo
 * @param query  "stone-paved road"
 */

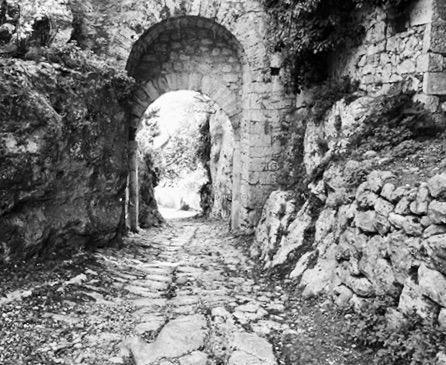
xmin=1 ymin=217 xmax=357 ymax=364
xmin=81 ymin=218 xmax=290 ymax=365
xmin=112 ymin=218 xmax=286 ymax=365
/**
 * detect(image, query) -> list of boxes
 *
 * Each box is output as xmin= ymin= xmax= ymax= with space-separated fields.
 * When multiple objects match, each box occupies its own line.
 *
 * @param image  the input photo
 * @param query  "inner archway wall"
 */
xmin=115 ymin=0 xmax=295 ymax=231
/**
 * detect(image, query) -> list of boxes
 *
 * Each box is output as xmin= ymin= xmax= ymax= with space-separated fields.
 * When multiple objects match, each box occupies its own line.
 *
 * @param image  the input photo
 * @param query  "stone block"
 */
xmin=188 ymin=73 xmax=203 ymax=90
xmin=375 ymin=197 xmax=395 ymax=217
xmin=397 ymin=59 xmax=416 ymax=74
xmin=414 ymin=93 xmax=440 ymax=112
xmin=367 ymin=170 xmax=395 ymax=192
xmin=131 ymin=102 xmax=146 ymax=118
xmin=417 ymin=53 xmax=445 ymax=72
xmin=417 ymin=54 xmax=429 ymax=72
xmin=402 ymin=216 xmax=424 ymax=236
xmin=427 ymin=172 xmax=446 ymax=197
xmin=429 ymin=53 xmax=444 ymax=71
xmin=430 ymin=22 xmax=446 ymax=53
xmin=367 ymin=41 xmax=386 ymax=56
xmin=428 ymin=200 xmax=446 ymax=224
xmin=355 ymin=210 xmax=377 ymax=233
xmin=423 ymin=72 xmax=446 ymax=95
xmin=419 ymin=263 xmax=446 ymax=307
xmin=398 ymin=277 xmax=437 ymax=318
xmin=366 ymin=21 xmax=387 ymax=43
xmin=410 ymin=0 xmax=434 ymax=26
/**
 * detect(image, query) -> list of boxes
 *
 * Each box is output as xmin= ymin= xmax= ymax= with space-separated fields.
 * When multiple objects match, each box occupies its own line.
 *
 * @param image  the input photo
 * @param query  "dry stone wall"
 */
xmin=333 ymin=0 xmax=446 ymax=110
xmin=253 ymin=0 xmax=446 ymax=323
xmin=254 ymin=94 xmax=446 ymax=323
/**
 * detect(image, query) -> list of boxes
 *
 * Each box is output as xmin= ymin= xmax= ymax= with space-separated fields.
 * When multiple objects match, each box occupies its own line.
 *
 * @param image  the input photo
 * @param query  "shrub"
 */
xmin=351 ymin=85 xmax=444 ymax=155
xmin=346 ymin=297 xmax=446 ymax=364
xmin=262 ymin=0 xmax=411 ymax=91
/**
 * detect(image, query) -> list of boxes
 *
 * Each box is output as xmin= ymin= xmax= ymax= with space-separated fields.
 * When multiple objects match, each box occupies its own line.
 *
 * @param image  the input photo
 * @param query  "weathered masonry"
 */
xmin=0 ymin=0 xmax=294 ymax=262
xmin=101 ymin=0 xmax=295 ymax=232
xmin=253 ymin=0 xmax=446 ymax=324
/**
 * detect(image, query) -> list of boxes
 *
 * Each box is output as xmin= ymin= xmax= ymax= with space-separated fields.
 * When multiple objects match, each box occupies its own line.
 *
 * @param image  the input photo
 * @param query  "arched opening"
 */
xmin=126 ymin=15 xmax=245 ymax=231
xmin=135 ymin=90 xmax=235 ymax=225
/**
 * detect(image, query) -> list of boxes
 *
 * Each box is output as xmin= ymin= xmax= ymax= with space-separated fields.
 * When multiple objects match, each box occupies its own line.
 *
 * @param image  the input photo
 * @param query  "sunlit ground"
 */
xmin=158 ymin=206 xmax=199 ymax=220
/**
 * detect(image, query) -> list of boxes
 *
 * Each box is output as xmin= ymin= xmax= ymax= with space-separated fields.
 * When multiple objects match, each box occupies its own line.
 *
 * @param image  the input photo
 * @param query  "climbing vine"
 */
xmin=262 ymin=0 xmax=411 ymax=90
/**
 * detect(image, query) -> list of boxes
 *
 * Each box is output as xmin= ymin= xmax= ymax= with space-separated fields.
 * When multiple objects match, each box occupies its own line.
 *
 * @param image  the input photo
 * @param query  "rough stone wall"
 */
xmin=333 ymin=0 xmax=446 ymax=108
xmin=2 ymin=0 xmax=294 ymax=232
xmin=127 ymin=23 xmax=243 ymax=86
xmin=210 ymin=107 xmax=235 ymax=220
xmin=0 ymin=59 xmax=129 ymax=262
xmin=253 ymin=0 xmax=446 ymax=322
xmin=118 ymin=1 xmax=295 ymax=231
xmin=253 ymin=91 xmax=446 ymax=320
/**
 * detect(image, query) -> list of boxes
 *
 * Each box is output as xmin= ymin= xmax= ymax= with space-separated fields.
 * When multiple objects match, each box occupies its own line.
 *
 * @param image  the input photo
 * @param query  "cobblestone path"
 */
xmin=111 ymin=218 xmax=280 ymax=365
xmin=1 ymin=218 xmax=356 ymax=365
xmin=60 ymin=218 xmax=292 ymax=365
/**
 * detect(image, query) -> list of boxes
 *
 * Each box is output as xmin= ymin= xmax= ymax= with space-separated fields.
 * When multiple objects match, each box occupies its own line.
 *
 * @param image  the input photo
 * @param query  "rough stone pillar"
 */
xmin=128 ymin=140 xmax=139 ymax=232
xmin=231 ymin=127 xmax=242 ymax=230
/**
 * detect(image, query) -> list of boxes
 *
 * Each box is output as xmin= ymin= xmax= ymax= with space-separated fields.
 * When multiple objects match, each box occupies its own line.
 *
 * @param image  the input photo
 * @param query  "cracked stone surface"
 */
xmin=1 ymin=216 xmax=372 ymax=364
xmin=73 ymin=218 xmax=281 ymax=364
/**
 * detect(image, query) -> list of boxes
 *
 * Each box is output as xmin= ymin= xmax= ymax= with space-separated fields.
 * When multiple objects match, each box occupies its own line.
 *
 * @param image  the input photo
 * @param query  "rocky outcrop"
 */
xmin=257 ymin=166 xmax=446 ymax=316
xmin=254 ymin=79 xmax=446 ymax=323
xmin=139 ymin=155 xmax=164 ymax=228
xmin=210 ymin=108 xmax=234 ymax=220
xmin=250 ymin=191 xmax=297 ymax=268
xmin=0 ymin=58 xmax=132 ymax=262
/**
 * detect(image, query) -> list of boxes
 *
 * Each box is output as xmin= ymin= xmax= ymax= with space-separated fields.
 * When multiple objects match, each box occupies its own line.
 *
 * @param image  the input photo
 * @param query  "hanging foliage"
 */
xmin=262 ymin=0 xmax=411 ymax=91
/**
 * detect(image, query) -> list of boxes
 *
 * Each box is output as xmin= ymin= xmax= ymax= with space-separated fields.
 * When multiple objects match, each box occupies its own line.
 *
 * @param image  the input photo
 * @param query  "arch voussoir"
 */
xmin=188 ymin=73 xmax=204 ymax=91
xmin=142 ymin=81 xmax=162 ymax=102
xmin=153 ymin=76 xmax=169 ymax=94
xmin=131 ymin=102 xmax=147 ymax=119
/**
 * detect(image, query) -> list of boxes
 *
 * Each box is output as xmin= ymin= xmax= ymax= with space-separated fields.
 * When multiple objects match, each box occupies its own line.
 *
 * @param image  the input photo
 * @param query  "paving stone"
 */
xmin=230 ymin=333 xmax=277 ymax=365
xmin=236 ymin=303 xmax=261 ymax=313
xmin=133 ymin=279 xmax=170 ymax=291
xmin=144 ymin=275 xmax=173 ymax=283
xmin=178 ymin=351 xmax=208 ymax=365
xmin=131 ymin=298 xmax=167 ymax=309
xmin=228 ymin=351 xmax=273 ymax=365
xmin=251 ymin=320 xmax=285 ymax=336
xmin=124 ymin=285 xmax=164 ymax=297
xmin=120 ymin=315 xmax=208 ymax=364
xmin=135 ymin=318 xmax=165 ymax=335
xmin=211 ymin=306 xmax=232 ymax=319
xmin=169 ymin=296 xmax=200 ymax=306
xmin=101 ymin=220 xmax=280 ymax=365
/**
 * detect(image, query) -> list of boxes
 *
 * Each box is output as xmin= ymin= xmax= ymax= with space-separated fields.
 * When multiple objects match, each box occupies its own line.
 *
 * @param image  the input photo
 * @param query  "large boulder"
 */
xmin=251 ymin=191 xmax=297 ymax=267
xmin=427 ymin=172 xmax=446 ymax=199
xmin=270 ymin=201 xmax=313 ymax=268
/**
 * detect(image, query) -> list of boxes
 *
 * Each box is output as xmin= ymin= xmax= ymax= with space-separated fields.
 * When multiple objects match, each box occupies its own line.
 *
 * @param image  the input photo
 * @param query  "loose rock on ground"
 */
xmin=0 ymin=217 xmax=367 ymax=365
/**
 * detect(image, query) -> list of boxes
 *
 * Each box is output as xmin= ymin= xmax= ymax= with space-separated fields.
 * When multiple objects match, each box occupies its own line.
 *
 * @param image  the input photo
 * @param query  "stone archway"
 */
xmin=124 ymin=6 xmax=295 ymax=232
xmin=126 ymin=16 xmax=244 ymax=231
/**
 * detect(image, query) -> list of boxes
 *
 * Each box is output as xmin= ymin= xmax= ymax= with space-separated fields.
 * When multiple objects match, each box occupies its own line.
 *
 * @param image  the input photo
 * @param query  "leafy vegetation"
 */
xmin=346 ymin=297 xmax=446 ymax=364
xmin=350 ymin=88 xmax=444 ymax=156
xmin=276 ymin=77 xmax=359 ymax=201
xmin=262 ymin=0 xmax=411 ymax=90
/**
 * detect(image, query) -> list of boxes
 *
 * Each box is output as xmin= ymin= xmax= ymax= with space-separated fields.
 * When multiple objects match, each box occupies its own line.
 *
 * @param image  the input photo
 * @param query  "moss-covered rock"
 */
xmin=0 ymin=57 xmax=132 ymax=262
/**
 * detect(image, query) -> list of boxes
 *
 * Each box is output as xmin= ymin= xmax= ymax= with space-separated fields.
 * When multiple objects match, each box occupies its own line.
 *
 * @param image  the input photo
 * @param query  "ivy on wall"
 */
xmin=262 ymin=0 xmax=411 ymax=91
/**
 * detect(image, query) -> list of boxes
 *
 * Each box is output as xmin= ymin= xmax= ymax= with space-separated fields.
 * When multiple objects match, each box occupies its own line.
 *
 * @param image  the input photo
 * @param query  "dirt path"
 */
xmin=0 ymin=218 xmax=364 ymax=365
